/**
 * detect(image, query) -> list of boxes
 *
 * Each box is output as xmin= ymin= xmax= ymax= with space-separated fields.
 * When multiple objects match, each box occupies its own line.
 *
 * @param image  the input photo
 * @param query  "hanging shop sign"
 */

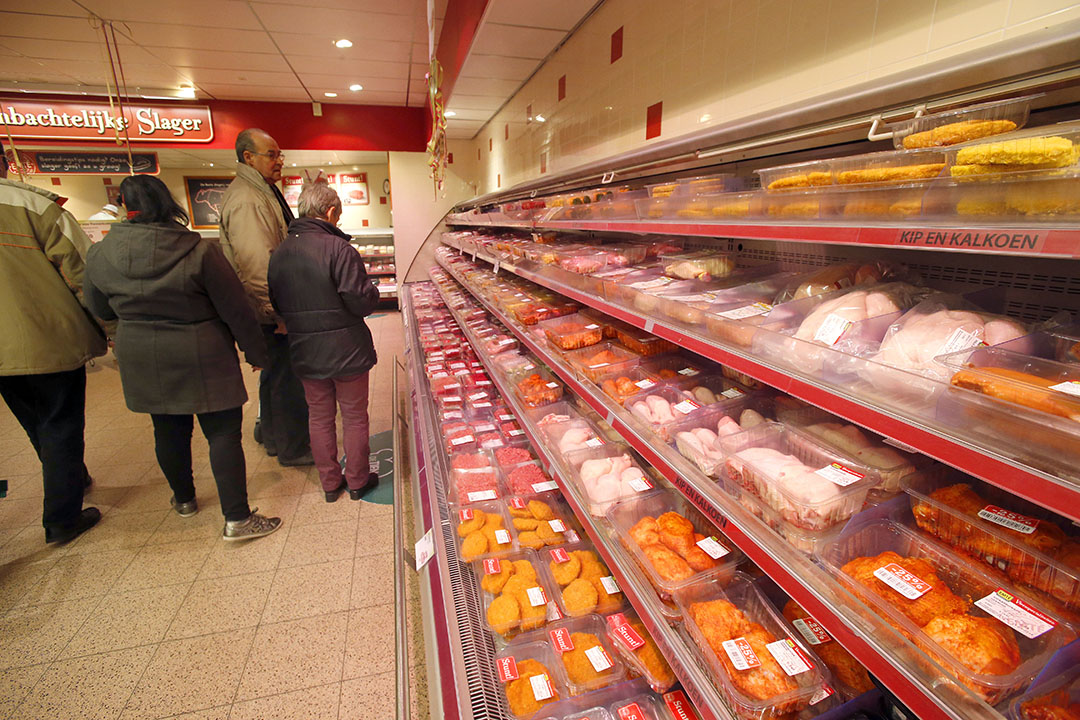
xmin=0 ymin=98 xmax=213 ymax=143
xmin=338 ymin=172 xmax=369 ymax=206
xmin=282 ymin=175 xmax=303 ymax=207
xmin=183 ymin=176 xmax=233 ymax=229
xmin=6 ymin=150 xmax=159 ymax=175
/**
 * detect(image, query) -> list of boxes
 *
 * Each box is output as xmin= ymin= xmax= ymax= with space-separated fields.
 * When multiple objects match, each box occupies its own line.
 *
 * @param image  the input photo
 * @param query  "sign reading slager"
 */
xmin=0 ymin=98 xmax=213 ymax=143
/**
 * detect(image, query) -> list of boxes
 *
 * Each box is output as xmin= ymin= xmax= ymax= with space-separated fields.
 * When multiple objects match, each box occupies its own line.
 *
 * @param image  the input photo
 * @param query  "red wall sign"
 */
xmin=0 ymin=99 xmax=213 ymax=143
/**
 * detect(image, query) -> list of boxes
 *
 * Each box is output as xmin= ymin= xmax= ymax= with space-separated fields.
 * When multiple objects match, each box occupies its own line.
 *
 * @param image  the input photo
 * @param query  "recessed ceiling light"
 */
xmin=324 ymin=92 xmax=338 ymax=98
xmin=334 ymin=39 xmax=352 ymax=48
xmin=291 ymin=163 xmax=297 ymax=167
xmin=349 ymin=84 xmax=363 ymax=92
xmin=444 ymin=110 xmax=457 ymax=117
xmin=177 ymin=86 xmax=196 ymax=99
xmin=535 ymin=114 xmax=546 ymax=123
xmin=209 ymin=162 xmax=214 ymax=166
xmin=699 ymin=113 xmax=712 ymax=123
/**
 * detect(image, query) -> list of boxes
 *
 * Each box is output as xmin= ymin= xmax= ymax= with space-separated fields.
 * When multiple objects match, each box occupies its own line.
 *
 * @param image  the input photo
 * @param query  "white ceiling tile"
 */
xmin=468 ymin=23 xmax=565 ymax=59
xmin=150 ymin=48 xmax=291 ymax=72
xmin=0 ymin=1 xmax=86 ymax=15
xmin=459 ymin=53 xmax=537 ymax=80
xmin=298 ymin=75 xmax=406 ymax=93
xmin=483 ymin=0 xmax=595 ymax=30
xmin=249 ymin=0 xmax=425 ymax=14
xmin=175 ymin=68 xmax=299 ymax=87
xmin=0 ymin=56 xmax=78 ymax=83
xmin=196 ymin=84 xmax=311 ymax=101
xmin=411 ymin=43 xmax=432 ymax=63
xmin=270 ymin=33 xmax=410 ymax=62
xmin=0 ymin=12 xmax=104 ymax=43
xmin=77 ymin=0 xmax=261 ymax=29
xmin=250 ymin=5 xmax=414 ymax=41
xmin=445 ymin=94 xmax=505 ymax=111
xmin=287 ymin=57 xmax=408 ymax=79
xmin=117 ymin=22 xmax=278 ymax=52
xmin=0 ymin=37 xmax=161 ymax=65
xmin=310 ymin=89 xmax=405 ymax=104
xmin=451 ymin=76 xmax=522 ymax=97
xmin=443 ymin=107 xmax=491 ymax=121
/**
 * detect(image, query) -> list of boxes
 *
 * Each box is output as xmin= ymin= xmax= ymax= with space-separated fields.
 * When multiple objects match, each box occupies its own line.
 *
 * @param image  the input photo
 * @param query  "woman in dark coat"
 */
xmin=267 ymin=182 xmax=380 ymax=502
xmin=84 ymin=175 xmax=281 ymax=541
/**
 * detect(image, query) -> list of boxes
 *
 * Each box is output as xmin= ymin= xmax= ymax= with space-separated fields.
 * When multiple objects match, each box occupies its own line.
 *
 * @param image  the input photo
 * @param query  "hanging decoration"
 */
xmin=424 ymin=0 xmax=447 ymax=198
xmin=90 ymin=16 xmax=137 ymax=176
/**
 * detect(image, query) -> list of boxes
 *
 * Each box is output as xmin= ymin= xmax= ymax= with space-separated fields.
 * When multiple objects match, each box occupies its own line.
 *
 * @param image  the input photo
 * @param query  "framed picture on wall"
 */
xmin=282 ymin=175 xmax=303 ymax=207
xmin=183 ymin=177 xmax=233 ymax=229
xmin=105 ymin=185 xmax=122 ymax=207
xmin=338 ymin=173 xmax=369 ymax=206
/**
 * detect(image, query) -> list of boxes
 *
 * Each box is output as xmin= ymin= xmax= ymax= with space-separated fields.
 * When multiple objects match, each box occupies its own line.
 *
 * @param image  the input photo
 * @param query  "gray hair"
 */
xmin=235 ymin=128 xmax=265 ymax=162
xmin=298 ymin=182 xmax=342 ymax=219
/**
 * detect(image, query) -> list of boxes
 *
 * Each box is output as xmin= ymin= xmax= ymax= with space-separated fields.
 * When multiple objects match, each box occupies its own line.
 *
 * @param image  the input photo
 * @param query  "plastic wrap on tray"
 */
xmin=757 ymin=159 xmax=833 ymax=192
xmin=607 ymin=489 xmax=741 ymax=599
xmin=829 ymin=148 xmax=948 ymax=185
xmin=564 ymin=443 xmax=656 ymax=516
xmin=890 ymin=94 xmax=1038 ymax=149
xmin=556 ymin=248 xmax=609 ymax=275
xmin=545 ymin=615 xmax=627 ymax=696
xmin=669 ymin=395 xmax=759 ymax=477
xmin=540 ymin=313 xmax=604 ymax=350
xmin=506 ymin=494 xmax=578 ymax=549
xmin=720 ymin=422 xmax=876 ymax=531
xmin=504 ymin=462 xmax=558 ymax=497
xmin=544 ymin=543 xmax=625 ymax=617
xmin=598 ymin=368 xmax=663 ymax=405
xmin=515 ymin=369 xmax=565 ymax=408
xmin=452 ymin=465 xmax=502 ymax=505
xmin=671 ymin=374 xmax=753 ymax=406
xmin=494 ymin=640 xmax=565 ymax=718
xmin=613 ymin=325 xmax=676 ymax=356
xmin=565 ymin=342 xmax=641 ymax=383
xmin=623 ymin=383 xmax=716 ymax=442
xmin=602 ymin=610 xmax=678 ymax=693
xmin=455 ymin=502 xmax=518 ymax=561
xmin=818 ymin=519 xmax=1072 ymax=705
xmin=673 ymin=572 xmax=833 ymax=719
xmin=777 ymin=596 xmax=874 ymax=699
xmin=1009 ymin=664 xmax=1080 ymax=720
xmin=660 ymin=249 xmax=735 ymax=281
xmin=639 ymin=354 xmax=712 ymax=383
xmin=904 ymin=472 xmax=1080 ymax=614
xmin=494 ymin=443 xmax=536 ymax=469
xmin=482 ymin=550 xmax=561 ymax=642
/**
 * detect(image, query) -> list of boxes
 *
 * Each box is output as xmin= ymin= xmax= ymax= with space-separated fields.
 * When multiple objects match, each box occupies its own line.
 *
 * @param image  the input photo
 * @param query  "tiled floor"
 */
xmin=0 ymin=311 xmax=409 ymax=720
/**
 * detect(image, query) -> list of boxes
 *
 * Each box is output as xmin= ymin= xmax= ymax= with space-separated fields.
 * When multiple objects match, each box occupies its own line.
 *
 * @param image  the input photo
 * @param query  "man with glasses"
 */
xmin=219 ymin=128 xmax=312 ymax=467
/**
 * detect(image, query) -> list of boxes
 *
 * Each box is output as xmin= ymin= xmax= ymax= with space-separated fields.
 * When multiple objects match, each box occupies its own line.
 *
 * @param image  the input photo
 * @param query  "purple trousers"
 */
xmin=300 ymin=372 xmax=371 ymax=491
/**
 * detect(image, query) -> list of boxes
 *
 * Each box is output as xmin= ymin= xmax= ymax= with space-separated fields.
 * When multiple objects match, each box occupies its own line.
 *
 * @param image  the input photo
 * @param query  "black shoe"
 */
xmin=325 ymin=481 xmax=346 ymax=503
xmin=253 ymin=420 xmax=263 ymax=445
xmin=348 ymin=473 xmax=379 ymax=501
xmin=45 ymin=507 xmax=101 ymax=544
xmin=279 ymin=452 xmax=314 ymax=467
xmin=265 ymin=445 xmax=278 ymax=458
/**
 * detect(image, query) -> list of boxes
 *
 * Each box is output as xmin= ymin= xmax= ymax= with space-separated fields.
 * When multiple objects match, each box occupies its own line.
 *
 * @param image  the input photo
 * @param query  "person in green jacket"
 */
xmin=0 ymin=139 xmax=106 ymax=543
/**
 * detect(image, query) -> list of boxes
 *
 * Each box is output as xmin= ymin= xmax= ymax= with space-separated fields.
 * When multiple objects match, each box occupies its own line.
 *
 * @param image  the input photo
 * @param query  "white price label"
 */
xmin=599 ymin=575 xmax=621 ymax=595
xmin=492 ymin=261 xmax=501 ymax=274
xmin=766 ymin=639 xmax=813 ymax=676
xmin=792 ymin=617 xmax=832 ymax=645
xmin=937 ymin=327 xmax=986 ymax=356
xmin=812 ymin=313 xmax=854 ymax=346
xmin=529 ymin=673 xmax=554 ymax=701
xmin=585 ymin=323 xmax=600 ymax=329
xmin=722 ymin=638 xmax=761 ymax=671
xmin=494 ymin=529 xmax=511 ymax=545
xmin=468 ymin=392 xmax=488 ymax=401
xmin=673 ymin=399 xmax=701 ymax=414
xmin=720 ymin=387 xmax=745 ymax=399
xmin=450 ymin=435 xmax=475 ymax=446
xmin=978 ymin=505 xmax=1039 ymax=534
xmin=1049 ymin=380 xmax=1080 ymax=397
xmin=630 ymin=277 xmax=673 ymax=290
xmin=810 ymin=686 xmax=835 ymax=706
xmin=874 ymin=563 xmax=932 ymax=599
xmin=718 ymin=302 xmax=772 ymax=320
xmin=695 ymin=535 xmax=730 ymax=559
xmin=627 ymin=474 xmax=653 ymax=492
xmin=676 ymin=367 xmax=700 ymax=377
xmin=414 ymin=529 xmax=435 ymax=570
xmin=545 ymin=382 xmax=559 ymax=388
xmin=467 ymin=490 xmax=498 ymax=502
xmin=532 ymin=480 xmax=559 ymax=492
xmin=584 ymin=437 xmax=604 ymax=448
xmin=634 ymin=379 xmax=656 ymax=389
xmin=548 ymin=519 xmax=567 ymax=533
xmin=585 ymin=645 xmax=614 ymax=673
xmin=975 ymin=589 xmax=1056 ymax=639
xmin=508 ymin=429 xmax=526 ymax=437
xmin=474 ymin=423 xmax=496 ymax=433
xmin=814 ymin=463 xmax=865 ymax=487
xmin=668 ymin=293 xmax=715 ymax=303
xmin=526 ymin=586 xmax=547 ymax=607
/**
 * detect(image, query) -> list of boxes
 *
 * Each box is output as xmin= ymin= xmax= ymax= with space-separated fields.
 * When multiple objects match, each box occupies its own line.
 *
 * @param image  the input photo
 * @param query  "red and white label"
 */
xmin=664 ymin=690 xmax=700 ymax=720
xmin=695 ymin=536 xmax=730 ymax=560
xmin=431 ymin=372 xmax=449 ymax=379
xmin=766 ymin=639 xmax=813 ymax=676
xmin=599 ymin=576 xmax=620 ymax=595
xmin=810 ymin=685 xmax=835 ymax=706
xmin=482 ymin=558 xmax=502 ymax=575
xmin=978 ymin=505 xmax=1039 ymax=534
xmin=550 ymin=547 xmax=570 ymax=564
xmin=494 ymin=529 xmax=511 ymax=545
xmin=1049 ymin=380 xmax=1080 ymax=397
xmin=607 ymin=613 xmax=645 ymax=650
xmin=532 ymin=480 xmax=559 ymax=492
xmin=509 ymin=497 xmax=527 ymax=510
xmin=548 ymin=519 xmax=567 ymax=533
xmin=722 ymin=637 xmax=761 ymax=670
xmin=458 ymin=509 xmax=474 ymax=522
xmin=529 ymin=673 xmax=554 ymax=701
xmin=585 ymin=645 xmax=613 ymax=672
xmin=813 ymin=313 xmax=854 ymax=346
xmin=814 ymin=463 xmax=865 ymax=487
xmin=496 ymin=655 xmax=518 ymax=682
xmin=526 ymin=586 xmax=547 ymax=607
xmin=673 ymin=399 xmax=700 ymax=414
xmin=467 ymin=490 xmax=497 ymax=502
xmin=975 ymin=589 xmax=1057 ymax=639
xmin=627 ymin=473 xmax=653 ymax=493
xmin=874 ymin=562 xmax=933 ymax=599
xmin=617 ymin=703 xmax=647 ymax=720
xmin=549 ymin=627 xmax=575 ymax=652
xmin=442 ymin=395 xmax=462 ymax=404
xmin=718 ymin=302 xmax=772 ymax=320
xmin=792 ymin=617 xmax=832 ymax=645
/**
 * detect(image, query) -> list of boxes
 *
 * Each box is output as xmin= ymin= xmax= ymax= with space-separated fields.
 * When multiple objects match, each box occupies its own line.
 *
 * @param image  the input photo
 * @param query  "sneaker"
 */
xmin=348 ymin=472 xmax=379 ymax=501
xmin=223 ymin=511 xmax=282 ymax=541
xmin=45 ymin=507 xmax=101 ymax=544
xmin=170 ymin=495 xmax=198 ymax=518
xmin=278 ymin=452 xmax=314 ymax=467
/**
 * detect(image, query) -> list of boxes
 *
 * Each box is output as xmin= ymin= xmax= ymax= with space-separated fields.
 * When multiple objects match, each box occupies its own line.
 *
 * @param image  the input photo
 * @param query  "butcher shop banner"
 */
xmin=7 ymin=150 xmax=159 ymax=175
xmin=0 ymin=98 xmax=213 ymax=143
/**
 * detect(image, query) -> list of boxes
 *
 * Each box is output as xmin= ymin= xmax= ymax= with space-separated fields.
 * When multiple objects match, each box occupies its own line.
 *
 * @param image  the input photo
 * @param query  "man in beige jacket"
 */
xmin=219 ymin=129 xmax=311 ymax=465
xmin=0 ymin=139 xmax=105 ymax=543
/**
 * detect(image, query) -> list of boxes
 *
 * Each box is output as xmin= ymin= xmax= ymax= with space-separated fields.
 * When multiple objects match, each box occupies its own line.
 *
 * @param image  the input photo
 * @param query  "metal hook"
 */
xmin=601 ymin=171 xmax=615 ymax=184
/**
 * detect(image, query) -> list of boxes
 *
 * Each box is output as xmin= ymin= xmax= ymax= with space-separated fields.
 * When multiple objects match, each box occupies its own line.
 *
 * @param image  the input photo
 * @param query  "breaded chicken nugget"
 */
xmin=549 ymin=552 xmax=582 ymax=586
xmin=506 ymin=659 xmax=558 ymax=715
xmin=457 ymin=509 xmax=485 ymax=537
xmin=462 ymin=531 xmax=488 ymax=561
xmin=513 ymin=518 xmax=540 ymax=531
xmin=484 ymin=512 xmax=504 ymax=529
xmin=508 ymin=503 xmax=533 ymax=519
xmin=516 ymin=586 xmax=548 ymax=630
xmin=481 ymin=560 xmax=514 ymax=594
xmin=518 ymin=531 xmax=545 ymax=550
xmin=628 ymin=619 xmax=676 ymax=690
xmin=536 ymin=522 xmax=564 ymax=546
xmin=561 ymin=632 xmax=614 ymax=688
xmin=487 ymin=593 xmax=520 ymax=635
xmin=512 ymin=560 xmax=537 ymax=582
xmin=502 ymin=575 xmax=531 ymax=598
xmin=563 ymin=577 xmax=599 ymax=616
xmin=593 ymin=576 xmax=622 ymax=613
xmin=528 ymin=500 xmax=555 ymax=521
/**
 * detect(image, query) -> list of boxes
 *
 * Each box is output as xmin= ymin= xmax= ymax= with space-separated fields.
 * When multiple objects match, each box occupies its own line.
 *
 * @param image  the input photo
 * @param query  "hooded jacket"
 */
xmin=0 ymin=177 xmax=107 ymax=375
xmin=84 ymin=220 xmax=268 ymax=414
xmin=219 ymin=162 xmax=290 ymax=324
xmin=268 ymin=217 xmax=379 ymax=380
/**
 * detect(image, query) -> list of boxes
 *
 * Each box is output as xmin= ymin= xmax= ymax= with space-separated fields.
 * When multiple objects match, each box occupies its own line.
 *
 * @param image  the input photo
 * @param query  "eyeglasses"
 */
xmin=249 ymin=150 xmax=284 ymax=161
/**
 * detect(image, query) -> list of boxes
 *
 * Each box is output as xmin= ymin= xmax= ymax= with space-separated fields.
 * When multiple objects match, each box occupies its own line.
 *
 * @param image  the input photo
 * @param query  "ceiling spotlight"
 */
xmin=334 ymin=39 xmax=352 ymax=48
xmin=349 ymin=83 xmax=363 ymax=92
xmin=445 ymin=110 xmax=457 ymax=117
xmin=291 ymin=163 xmax=297 ymax=167
xmin=324 ymin=92 xmax=338 ymax=98
xmin=535 ymin=114 xmax=546 ymax=123
xmin=177 ymin=86 xmax=196 ymax=99
xmin=209 ymin=162 xmax=214 ymax=167
xmin=699 ymin=113 xmax=712 ymax=123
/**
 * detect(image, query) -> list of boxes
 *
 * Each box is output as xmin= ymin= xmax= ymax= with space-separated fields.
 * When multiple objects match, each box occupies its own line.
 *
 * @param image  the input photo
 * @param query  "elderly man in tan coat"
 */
xmin=219 ymin=128 xmax=312 ymax=466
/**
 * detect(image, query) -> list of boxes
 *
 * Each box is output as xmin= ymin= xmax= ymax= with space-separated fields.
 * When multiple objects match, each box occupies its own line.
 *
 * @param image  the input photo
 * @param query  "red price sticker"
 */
xmin=549 ymin=627 xmax=575 ymax=652
xmin=874 ymin=562 xmax=933 ymax=599
xmin=608 ymin=615 xmax=645 ymax=651
xmin=792 ymin=617 xmax=832 ymax=645
xmin=495 ymin=655 xmax=518 ymax=682
xmin=509 ymin=497 xmax=527 ymax=510
xmin=978 ymin=505 xmax=1039 ymax=534
xmin=617 ymin=702 xmax=647 ymax=720
xmin=482 ymin=558 xmax=502 ymax=576
xmin=722 ymin=637 xmax=761 ymax=670
xmin=550 ymin=547 xmax=570 ymax=564
xmin=458 ymin=509 xmax=473 ymax=522
xmin=663 ymin=690 xmax=700 ymax=720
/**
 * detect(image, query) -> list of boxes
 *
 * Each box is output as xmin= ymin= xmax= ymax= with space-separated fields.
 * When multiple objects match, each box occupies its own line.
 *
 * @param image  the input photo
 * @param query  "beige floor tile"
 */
xmin=350 ymin=552 xmax=393 ymax=609
xmin=0 ymin=663 xmax=47 ymax=719
xmin=0 ymin=525 xmax=68 ymax=568
xmin=144 ymin=507 xmax=228 ymax=547
xmin=120 ymin=628 xmax=255 ymax=720
xmin=244 ymin=467 xmax=309 ymax=499
xmin=277 ymin=520 xmax=356 ymax=569
xmin=65 ymin=509 xmax=167 ymax=555
xmin=5 ymin=473 xmax=44 ymax=498
xmin=260 ymin=559 xmax=352 ymax=624
xmin=112 ymin=539 xmax=214 ymax=593
xmin=16 ymin=549 xmax=135 ymax=606
xmin=338 ymin=671 xmax=394 ymax=720
xmin=356 ymin=498 xmax=393 ymax=517
xmin=14 ymin=645 xmax=156 ymax=720
xmin=81 ymin=485 xmax=134 ymax=516
xmin=234 ymin=612 xmax=348 ymax=702
xmin=197 ymin=530 xmax=287 ymax=580
xmin=227 ymin=682 xmax=340 ymax=720
xmin=291 ymin=490 xmax=362 ymax=526
xmin=0 ymin=559 xmax=56 ymax=613
xmin=87 ymin=463 xmax=158 ymax=488
xmin=343 ymin=604 xmax=394 ymax=680
xmin=1 ymin=451 xmax=46 ymax=477
xmin=165 ymin=571 xmax=273 ymax=641
xmin=0 ymin=597 xmax=98 ymax=669
xmin=60 ymin=585 xmax=189 ymax=659
xmin=110 ymin=485 xmax=173 ymax=516
xmin=353 ymin=514 xmax=393 ymax=557
xmin=155 ymin=706 xmax=230 ymax=720
xmin=0 ymin=497 xmax=43 ymax=528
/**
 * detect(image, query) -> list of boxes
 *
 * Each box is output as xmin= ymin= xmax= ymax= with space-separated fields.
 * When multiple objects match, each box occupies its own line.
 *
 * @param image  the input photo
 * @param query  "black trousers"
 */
xmin=259 ymin=325 xmax=310 ymax=460
xmin=0 ymin=367 xmax=87 ymax=533
xmin=150 ymin=407 xmax=250 ymax=522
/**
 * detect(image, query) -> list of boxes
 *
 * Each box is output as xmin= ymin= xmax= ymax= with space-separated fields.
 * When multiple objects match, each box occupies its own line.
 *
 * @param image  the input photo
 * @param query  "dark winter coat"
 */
xmin=267 ymin=217 xmax=379 ymax=380
xmin=83 ymin=220 xmax=268 ymax=414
